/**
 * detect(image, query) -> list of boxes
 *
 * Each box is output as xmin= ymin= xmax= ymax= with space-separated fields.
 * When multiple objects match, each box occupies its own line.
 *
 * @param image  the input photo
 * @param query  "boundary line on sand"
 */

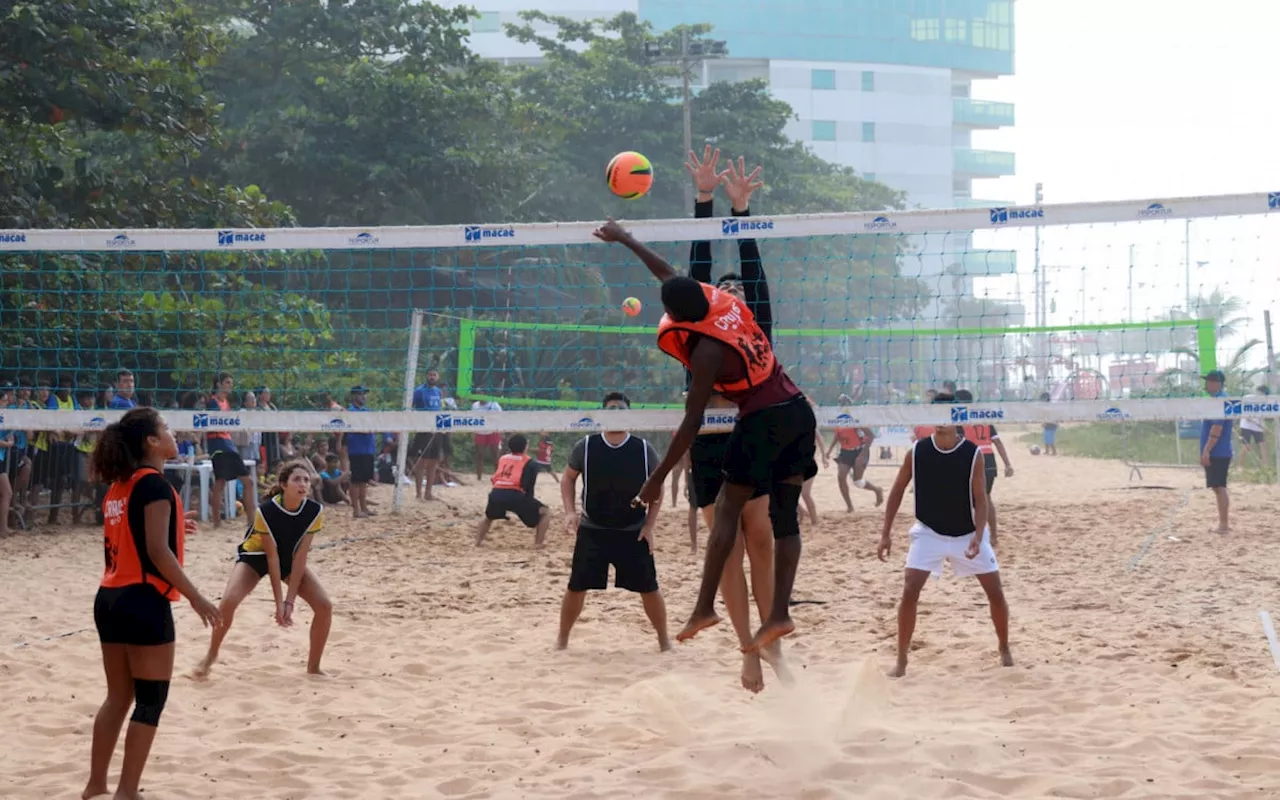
xmin=1260 ymin=611 xmax=1280 ymax=673
xmin=1127 ymin=487 xmax=1194 ymax=571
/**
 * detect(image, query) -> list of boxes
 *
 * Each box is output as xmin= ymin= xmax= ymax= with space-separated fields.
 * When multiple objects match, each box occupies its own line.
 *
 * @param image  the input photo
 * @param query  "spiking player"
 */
xmin=593 ymin=209 xmax=818 ymax=655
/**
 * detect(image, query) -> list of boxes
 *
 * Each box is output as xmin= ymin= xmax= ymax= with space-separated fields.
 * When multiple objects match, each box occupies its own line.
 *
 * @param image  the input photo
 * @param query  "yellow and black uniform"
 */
xmin=94 ymin=467 xmax=185 ymax=646
xmin=236 ymin=495 xmax=324 ymax=580
xmin=484 ymin=453 xmax=544 ymax=527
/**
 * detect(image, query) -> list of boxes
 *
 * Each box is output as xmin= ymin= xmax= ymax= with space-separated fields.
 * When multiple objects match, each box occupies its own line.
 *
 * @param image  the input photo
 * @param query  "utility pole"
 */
xmin=1184 ymin=218 xmax=1192 ymax=315
xmin=647 ymin=31 xmax=725 ymax=215
xmin=1127 ymin=244 xmax=1135 ymax=322
xmin=681 ymin=29 xmax=693 ymax=215
xmin=1033 ymin=182 xmax=1045 ymax=385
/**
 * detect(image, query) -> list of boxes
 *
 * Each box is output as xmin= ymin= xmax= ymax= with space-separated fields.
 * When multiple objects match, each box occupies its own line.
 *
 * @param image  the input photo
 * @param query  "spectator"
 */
xmin=342 ymin=386 xmax=377 ymax=519
xmin=108 ymin=370 xmax=137 ymax=410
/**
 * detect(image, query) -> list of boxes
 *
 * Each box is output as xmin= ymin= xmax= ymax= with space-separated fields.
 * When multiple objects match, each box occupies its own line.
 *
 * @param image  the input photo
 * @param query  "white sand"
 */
xmin=4 ymin=443 xmax=1280 ymax=798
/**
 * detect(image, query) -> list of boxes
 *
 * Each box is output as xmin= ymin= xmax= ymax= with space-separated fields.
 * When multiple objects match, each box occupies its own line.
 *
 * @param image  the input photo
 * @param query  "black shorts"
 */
xmin=94 ymin=584 xmax=175 ymax=646
xmin=349 ymin=453 xmax=375 ymax=484
xmin=568 ymin=525 xmax=659 ymax=593
xmin=236 ymin=553 xmax=293 ymax=582
xmin=722 ymin=396 xmax=818 ymax=491
xmin=534 ymin=461 xmax=554 ymax=473
xmin=1205 ymin=456 xmax=1231 ymax=489
xmin=1242 ymin=428 xmax=1265 ymax=445
xmin=485 ymin=488 xmax=544 ymax=527
xmin=689 ymin=433 xmax=766 ymax=509
xmin=207 ymin=438 xmax=249 ymax=481
xmin=321 ymin=482 xmax=346 ymax=504
xmin=411 ymin=432 xmax=444 ymax=460
xmin=836 ymin=447 xmax=863 ymax=468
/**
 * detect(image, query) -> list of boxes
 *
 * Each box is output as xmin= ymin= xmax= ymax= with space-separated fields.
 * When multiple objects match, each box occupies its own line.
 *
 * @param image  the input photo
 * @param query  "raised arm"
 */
xmin=593 ymin=220 xmax=677 ymax=283
xmin=722 ymin=159 xmax=771 ymax=342
xmin=685 ymin=146 xmax=723 ymax=282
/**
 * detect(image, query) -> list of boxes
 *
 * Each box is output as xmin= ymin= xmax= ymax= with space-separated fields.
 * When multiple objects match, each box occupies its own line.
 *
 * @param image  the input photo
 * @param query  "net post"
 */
xmin=393 ymin=309 xmax=426 ymax=515
xmin=456 ymin=318 xmax=476 ymax=400
xmin=1195 ymin=318 xmax=1218 ymax=375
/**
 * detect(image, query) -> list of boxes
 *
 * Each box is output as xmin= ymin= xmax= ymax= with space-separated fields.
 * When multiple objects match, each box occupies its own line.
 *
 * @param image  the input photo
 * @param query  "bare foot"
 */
xmin=675 ymin=612 xmax=720 ymax=642
xmin=874 ymin=487 xmax=884 ymax=507
xmin=555 ymin=637 xmax=568 ymax=651
xmin=190 ymin=658 xmax=213 ymax=681
xmin=845 ymin=505 xmax=854 ymax=514
xmin=744 ymin=618 xmax=795 ymax=653
xmin=887 ymin=660 xmax=908 ymax=678
xmin=81 ymin=781 xmax=109 ymax=799
xmin=658 ymin=636 xmax=673 ymax=653
xmin=759 ymin=641 xmax=794 ymax=685
xmin=740 ymin=651 xmax=765 ymax=693
xmin=999 ymin=646 xmax=1014 ymax=667
xmin=112 ymin=790 xmax=142 ymax=800
xmin=1210 ymin=527 xmax=1229 ymax=535
xmin=307 ymin=666 xmax=329 ymax=676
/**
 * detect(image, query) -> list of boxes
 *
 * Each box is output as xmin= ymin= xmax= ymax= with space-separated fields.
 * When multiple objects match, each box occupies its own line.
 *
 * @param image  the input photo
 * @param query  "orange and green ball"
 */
xmin=606 ymin=151 xmax=654 ymax=199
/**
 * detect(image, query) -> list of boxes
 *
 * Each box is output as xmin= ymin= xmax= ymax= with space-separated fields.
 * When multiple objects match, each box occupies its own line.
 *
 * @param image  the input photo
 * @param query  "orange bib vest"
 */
xmin=491 ymin=453 xmax=531 ymax=492
xmin=963 ymin=425 xmax=996 ymax=454
xmin=836 ymin=428 xmax=866 ymax=449
xmin=101 ymin=467 xmax=185 ymax=601
xmin=656 ymin=283 xmax=776 ymax=394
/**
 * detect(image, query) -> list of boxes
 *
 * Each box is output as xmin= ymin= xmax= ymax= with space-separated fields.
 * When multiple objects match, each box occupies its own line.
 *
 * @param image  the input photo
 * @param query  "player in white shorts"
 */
xmin=877 ymin=392 xmax=1013 ymax=677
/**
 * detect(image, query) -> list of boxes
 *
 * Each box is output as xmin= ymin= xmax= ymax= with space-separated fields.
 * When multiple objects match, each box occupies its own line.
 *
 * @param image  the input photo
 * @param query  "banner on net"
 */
xmin=0 ymin=191 xmax=1276 ymax=251
xmin=1 ymin=399 xmax=1275 ymax=433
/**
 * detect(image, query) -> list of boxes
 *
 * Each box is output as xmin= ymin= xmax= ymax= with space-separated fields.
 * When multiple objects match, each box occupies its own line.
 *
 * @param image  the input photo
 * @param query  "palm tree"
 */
xmin=1192 ymin=288 xmax=1251 ymax=342
xmin=1158 ymin=339 xmax=1266 ymax=395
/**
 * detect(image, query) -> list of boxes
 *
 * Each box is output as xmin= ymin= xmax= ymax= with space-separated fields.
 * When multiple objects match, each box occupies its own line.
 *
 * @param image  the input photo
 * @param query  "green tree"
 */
xmin=196 ymin=0 xmax=539 ymax=226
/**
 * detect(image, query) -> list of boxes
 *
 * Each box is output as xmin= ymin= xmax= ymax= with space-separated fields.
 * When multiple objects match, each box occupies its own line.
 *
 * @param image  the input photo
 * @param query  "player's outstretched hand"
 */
xmin=685 ymin=145 xmax=725 ymax=195
xmin=592 ymin=218 xmax=628 ymax=243
xmin=722 ymin=157 xmax=764 ymax=211
xmin=876 ymin=532 xmax=892 ymax=561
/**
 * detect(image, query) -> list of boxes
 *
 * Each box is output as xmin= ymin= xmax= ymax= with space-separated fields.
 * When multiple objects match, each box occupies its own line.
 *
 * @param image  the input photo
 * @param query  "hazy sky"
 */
xmin=966 ymin=0 xmax=1279 ymax=355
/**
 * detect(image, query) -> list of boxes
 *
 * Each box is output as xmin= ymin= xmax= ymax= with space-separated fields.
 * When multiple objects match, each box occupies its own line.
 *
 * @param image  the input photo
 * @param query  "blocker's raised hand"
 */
xmin=722 ymin=157 xmax=764 ymax=211
xmin=685 ymin=145 xmax=726 ymax=195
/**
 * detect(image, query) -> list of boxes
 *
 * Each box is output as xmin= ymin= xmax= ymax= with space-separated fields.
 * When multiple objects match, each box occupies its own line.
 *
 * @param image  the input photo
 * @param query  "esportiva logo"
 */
xmin=320 ymin=417 xmax=351 ymax=431
xmin=1224 ymin=399 xmax=1280 ymax=417
xmin=1269 ymin=192 xmax=1280 ymax=211
xmin=217 ymin=230 xmax=267 ymax=247
xmin=348 ymin=232 xmax=379 ymax=246
xmin=568 ymin=417 xmax=599 ymax=430
xmin=721 ymin=218 xmax=774 ymax=236
xmin=831 ymin=412 xmax=859 ymax=427
xmin=192 ymin=412 xmax=242 ymax=429
xmin=0 ymin=233 xmax=27 ymax=244
xmin=1138 ymin=203 xmax=1173 ymax=218
xmin=106 ymin=234 xmax=135 ymax=248
xmin=83 ymin=415 xmax=108 ymax=430
xmin=863 ymin=216 xmax=897 ymax=231
xmin=989 ymin=207 xmax=1044 ymax=225
xmin=950 ymin=405 xmax=1004 ymax=423
xmin=464 ymin=226 xmax=515 ymax=242
xmin=435 ymin=413 xmax=485 ymax=430
xmin=1096 ymin=407 xmax=1129 ymax=421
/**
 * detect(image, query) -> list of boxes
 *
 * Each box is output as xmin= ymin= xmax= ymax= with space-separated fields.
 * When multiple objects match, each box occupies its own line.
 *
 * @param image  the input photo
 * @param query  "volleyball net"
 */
xmin=2 ymin=190 xmax=1278 ymax=439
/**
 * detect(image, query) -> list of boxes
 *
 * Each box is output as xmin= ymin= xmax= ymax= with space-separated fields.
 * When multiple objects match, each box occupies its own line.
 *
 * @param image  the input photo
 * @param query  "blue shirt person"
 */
xmin=412 ymin=368 xmax=444 ymax=411
xmin=1199 ymin=369 xmax=1233 ymax=534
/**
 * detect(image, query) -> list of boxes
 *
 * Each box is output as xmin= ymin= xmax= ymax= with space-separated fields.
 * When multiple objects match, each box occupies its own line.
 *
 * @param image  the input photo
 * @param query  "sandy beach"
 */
xmin=4 ymin=441 xmax=1280 ymax=799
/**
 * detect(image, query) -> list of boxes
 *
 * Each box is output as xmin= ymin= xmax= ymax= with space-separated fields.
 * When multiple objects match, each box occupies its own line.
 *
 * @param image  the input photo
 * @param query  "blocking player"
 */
xmin=592 ymin=210 xmax=818 ymax=655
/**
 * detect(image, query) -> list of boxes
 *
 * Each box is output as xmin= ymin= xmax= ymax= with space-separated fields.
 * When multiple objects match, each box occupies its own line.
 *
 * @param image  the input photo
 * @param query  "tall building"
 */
xmin=448 ymin=0 xmax=1014 ymax=216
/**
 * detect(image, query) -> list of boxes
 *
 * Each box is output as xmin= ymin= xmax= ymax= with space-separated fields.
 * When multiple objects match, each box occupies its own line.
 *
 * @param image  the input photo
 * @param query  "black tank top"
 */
xmin=581 ymin=434 xmax=650 ymax=531
xmin=913 ymin=435 xmax=980 ymax=537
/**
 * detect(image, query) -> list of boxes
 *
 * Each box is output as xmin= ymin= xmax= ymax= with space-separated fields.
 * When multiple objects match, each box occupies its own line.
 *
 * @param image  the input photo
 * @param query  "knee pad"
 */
xmin=130 ymin=679 xmax=170 ymax=727
xmin=853 ymin=479 xmax=867 ymax=489
xmin=768 ymin=483 xmax=802 ymax=541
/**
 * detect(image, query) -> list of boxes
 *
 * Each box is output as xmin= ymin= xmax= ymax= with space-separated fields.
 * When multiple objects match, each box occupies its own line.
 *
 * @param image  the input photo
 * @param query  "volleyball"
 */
xmin=622 ymin=297 xmax=642 ymax=316
xmin=606 ymin=151 xmax=653 ymax=199
xmin=1030 ymin=445 xmax=1042 ymax=455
